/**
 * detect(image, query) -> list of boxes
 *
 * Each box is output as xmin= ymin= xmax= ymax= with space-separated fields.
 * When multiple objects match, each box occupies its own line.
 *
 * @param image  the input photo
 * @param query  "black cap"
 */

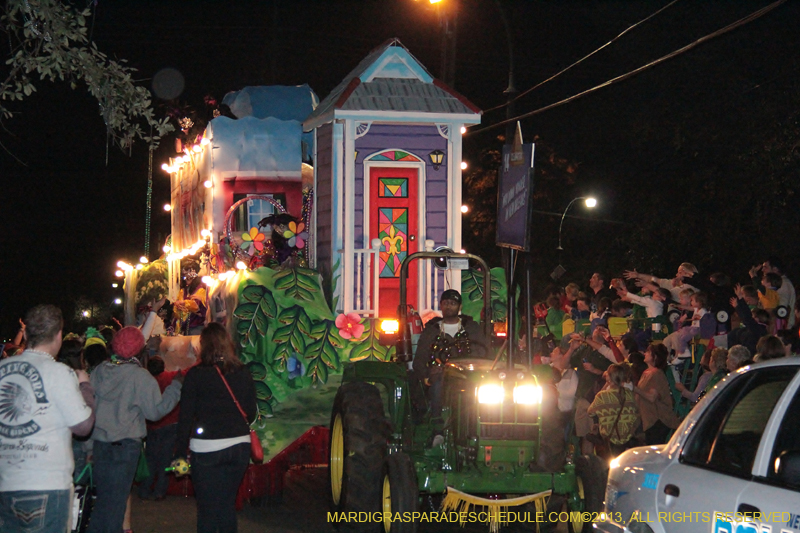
xmin=440 ymin=289 xmax=462 ymax=304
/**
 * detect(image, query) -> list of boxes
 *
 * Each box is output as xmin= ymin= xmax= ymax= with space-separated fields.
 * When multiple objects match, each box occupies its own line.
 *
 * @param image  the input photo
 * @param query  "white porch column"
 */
xmin=342 ymin=119 xmax=356 ymax=313
xmin=332 ymin=121 xmax=345 ymax=313
xmin=449 ymin=123 xmax=462 ymax=294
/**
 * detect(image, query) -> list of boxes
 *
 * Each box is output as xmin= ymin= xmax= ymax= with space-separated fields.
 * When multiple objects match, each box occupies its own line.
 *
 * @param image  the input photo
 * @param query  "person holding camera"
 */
xmin=568 ymin=328 xmax=615 ymax=454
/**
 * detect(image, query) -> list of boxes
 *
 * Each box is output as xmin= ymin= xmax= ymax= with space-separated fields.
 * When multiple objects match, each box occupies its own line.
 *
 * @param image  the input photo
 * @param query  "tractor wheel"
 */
xmin=571 ymin=454 xmax=608 ymax=533
xmin=381 ymin=452 xmax=419 ymax=533
xmin=329 ymin=382 xmax=390 ymax=531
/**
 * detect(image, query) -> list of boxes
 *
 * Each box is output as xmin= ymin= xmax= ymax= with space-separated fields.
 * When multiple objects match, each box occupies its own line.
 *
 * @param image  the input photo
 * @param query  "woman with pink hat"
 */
xmin=88 ymin=326 xmax=183 ymax=533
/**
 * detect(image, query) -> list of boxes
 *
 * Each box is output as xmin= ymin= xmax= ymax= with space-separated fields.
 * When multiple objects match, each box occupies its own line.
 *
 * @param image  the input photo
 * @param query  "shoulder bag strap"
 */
xmin=215 ymin=366 xmax=249 ymax=425
xmin=611 ymin=390 xmax=626 ymax=441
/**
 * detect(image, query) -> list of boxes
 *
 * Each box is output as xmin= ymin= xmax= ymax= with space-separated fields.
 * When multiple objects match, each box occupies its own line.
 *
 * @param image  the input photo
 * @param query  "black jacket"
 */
xmin=175 ymin=364 xmax=257 ymax=456
xmin=412 ymin=315 xmax=491 ymax=379
xmin=727 ymin=299 xmax=767 ymax=356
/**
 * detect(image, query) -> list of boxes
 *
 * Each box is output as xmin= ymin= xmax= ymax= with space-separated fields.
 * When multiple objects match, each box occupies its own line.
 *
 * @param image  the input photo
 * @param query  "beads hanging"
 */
xmin=429 ymin=327 xmax=471 ymax=367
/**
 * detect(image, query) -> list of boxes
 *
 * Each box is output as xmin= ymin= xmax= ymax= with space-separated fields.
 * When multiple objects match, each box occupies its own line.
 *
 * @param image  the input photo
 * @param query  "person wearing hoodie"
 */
xmin=412 ymin=289 xmax=490 ymax=446
xmin=88 ymin=326 xmax=183 ymax=533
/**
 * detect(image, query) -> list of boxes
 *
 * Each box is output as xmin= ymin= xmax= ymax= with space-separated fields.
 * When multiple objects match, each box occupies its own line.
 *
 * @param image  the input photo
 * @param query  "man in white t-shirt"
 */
xmin=538 ymin=337 xmax=579 ymax=470
xmin=0 ymin=305 xmax=95 ymax=533
xmin=762 ymin=257 xmax=796 ymax=328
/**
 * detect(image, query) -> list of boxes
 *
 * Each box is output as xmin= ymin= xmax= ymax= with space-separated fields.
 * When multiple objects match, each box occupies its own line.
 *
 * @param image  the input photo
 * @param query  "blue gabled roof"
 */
xmin=304 ymin=38 xmax=480 ymax=130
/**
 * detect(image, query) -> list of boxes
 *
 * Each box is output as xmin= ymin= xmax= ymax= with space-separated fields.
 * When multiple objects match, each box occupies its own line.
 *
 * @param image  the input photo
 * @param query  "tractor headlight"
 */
xmin=477 ymin=384 xmax=505 ymax=404
xmin=513 ymin=384 xmax=542 ymax=405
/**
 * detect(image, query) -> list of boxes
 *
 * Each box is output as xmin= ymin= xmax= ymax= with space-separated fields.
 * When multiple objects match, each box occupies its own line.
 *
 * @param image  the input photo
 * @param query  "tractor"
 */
xmin=329 ymin=251 xmax=606 ymax=533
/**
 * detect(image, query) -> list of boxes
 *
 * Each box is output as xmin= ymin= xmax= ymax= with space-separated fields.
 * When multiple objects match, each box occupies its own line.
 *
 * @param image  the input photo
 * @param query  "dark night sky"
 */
xmin=2 ymin=0 xmax=798 ymax=337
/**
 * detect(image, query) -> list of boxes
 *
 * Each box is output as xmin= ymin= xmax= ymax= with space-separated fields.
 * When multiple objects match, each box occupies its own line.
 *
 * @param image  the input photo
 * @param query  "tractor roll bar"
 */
xmin=396 ymin=252 xmax=492 ymax=362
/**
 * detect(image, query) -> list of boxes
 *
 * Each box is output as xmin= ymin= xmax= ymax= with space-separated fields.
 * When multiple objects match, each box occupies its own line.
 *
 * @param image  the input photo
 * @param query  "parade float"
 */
xmin=117 ymin=39 xmax=509 ymax=504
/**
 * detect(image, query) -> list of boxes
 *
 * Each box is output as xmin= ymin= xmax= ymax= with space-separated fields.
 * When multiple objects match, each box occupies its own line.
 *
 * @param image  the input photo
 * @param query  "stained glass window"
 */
xmin=378 ymin=178 xmax=408 ymax=198
xmin=370 ymin=150 xmax=421 ymax=162
xmin=378 ymin=208 xmax=408 ymax=278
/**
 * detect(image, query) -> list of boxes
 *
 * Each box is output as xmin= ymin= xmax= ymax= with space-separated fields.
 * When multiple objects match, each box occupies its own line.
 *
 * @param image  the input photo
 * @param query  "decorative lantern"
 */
xmin=429 ymin=149 xmax=445 ymax=170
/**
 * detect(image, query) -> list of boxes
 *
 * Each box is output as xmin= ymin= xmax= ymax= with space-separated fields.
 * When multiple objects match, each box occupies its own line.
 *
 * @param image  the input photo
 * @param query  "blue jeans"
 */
xmin=191 ymin=443 xmax=250 ymax=533
xmin=87 ymin=439 xmax=141 ymax=533
xmin=0 ymin=489 xmax=71 ymax=533
xmin=426 ymin=366 xmax=444 ymax=432
xmin=138 ymin=424 xmax=177 ymax=500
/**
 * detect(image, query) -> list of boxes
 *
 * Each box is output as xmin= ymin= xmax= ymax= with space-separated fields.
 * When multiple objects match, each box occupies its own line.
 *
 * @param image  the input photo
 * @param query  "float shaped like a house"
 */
xmin=304 ymin=38 xmax=482 ymax=318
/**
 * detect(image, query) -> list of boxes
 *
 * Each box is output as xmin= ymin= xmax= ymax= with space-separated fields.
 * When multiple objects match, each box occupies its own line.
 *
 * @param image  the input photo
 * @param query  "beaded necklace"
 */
xmin=25 ymin=348 xmax=54 ymax=360
xmin=428 ymin=319 xmax=472 ymax=367
xmin=108 ymin=355 xmax=142 ymax=367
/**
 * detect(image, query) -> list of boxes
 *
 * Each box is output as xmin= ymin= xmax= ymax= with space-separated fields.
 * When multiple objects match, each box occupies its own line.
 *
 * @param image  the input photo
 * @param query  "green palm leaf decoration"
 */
xmin=304 ymin=320 xmax=345 ymax=383
xmin=461 ymin=268 xmax=486 ymax=303
xmin=348 ymin=320 xmax=392 ymax=362
xmin=272 ymin=306 xmax=312 ymax=372
xmin=273 ymin=266 xmax=319 ymax=301
xmin=461 ymin=267 xmax=507 ymax=322
xmin=233 ymin=285 xmax=277 ymax=348
xmin=305 ymin=357 xmax=329 ymax=384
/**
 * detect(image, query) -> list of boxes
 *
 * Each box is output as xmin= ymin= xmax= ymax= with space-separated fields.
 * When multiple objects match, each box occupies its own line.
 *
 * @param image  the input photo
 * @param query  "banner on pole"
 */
xmin=496 ymin=123 xmax=535 ymax=251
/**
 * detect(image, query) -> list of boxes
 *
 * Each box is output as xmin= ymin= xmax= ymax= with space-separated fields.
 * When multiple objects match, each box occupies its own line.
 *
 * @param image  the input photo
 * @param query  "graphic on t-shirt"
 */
xmin=0 ymin=361 xmax=49 ymax=438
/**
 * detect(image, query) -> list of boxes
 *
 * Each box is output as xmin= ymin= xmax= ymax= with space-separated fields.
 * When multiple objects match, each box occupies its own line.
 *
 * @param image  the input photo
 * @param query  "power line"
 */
xmin=469 ymin=0 xmax=788 ymax=136
xmin=483 ymin=0 xmax=682 ymax=115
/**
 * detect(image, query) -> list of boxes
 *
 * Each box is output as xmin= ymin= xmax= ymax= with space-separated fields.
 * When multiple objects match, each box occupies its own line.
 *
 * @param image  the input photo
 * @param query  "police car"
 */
xmin=598 ymin=357 xmax=800 ymax=533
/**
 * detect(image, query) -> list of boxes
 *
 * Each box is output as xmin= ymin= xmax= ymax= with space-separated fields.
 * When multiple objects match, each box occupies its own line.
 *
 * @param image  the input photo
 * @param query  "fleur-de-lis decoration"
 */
xmin=382 ymin=225 xmax=404 ymax=255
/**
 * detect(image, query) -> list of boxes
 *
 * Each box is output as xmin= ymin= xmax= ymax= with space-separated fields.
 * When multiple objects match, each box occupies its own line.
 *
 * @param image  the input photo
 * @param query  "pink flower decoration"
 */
xmin=335 ymin=312 xmax=365 ymax=340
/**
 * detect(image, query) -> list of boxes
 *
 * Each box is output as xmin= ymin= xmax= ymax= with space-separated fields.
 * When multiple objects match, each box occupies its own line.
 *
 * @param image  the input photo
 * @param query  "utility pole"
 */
xmin=436 ymin=1 xmax=458 ymax=87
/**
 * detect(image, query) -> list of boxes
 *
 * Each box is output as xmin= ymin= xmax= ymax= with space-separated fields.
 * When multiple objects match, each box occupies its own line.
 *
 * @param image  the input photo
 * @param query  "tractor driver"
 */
xmin=412 ymin=289 xmax=491 ymax=446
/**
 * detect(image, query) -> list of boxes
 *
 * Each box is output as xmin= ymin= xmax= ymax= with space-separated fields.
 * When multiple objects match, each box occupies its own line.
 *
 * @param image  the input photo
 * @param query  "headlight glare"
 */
xmin=513 ymin=384 xmax=542 ymax=405
xmin=477 ymin=384 xmax=505 ymax=404
xmin=380 ymin=319 xmax=399 ymax=334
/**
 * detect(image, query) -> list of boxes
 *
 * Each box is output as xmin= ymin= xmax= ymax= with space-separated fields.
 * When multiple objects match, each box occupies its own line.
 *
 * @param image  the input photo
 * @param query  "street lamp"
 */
xmin=557 ymin=197 xmax=597 ymax=250
xmin=418 ymin=0 xmax=514 ymax=101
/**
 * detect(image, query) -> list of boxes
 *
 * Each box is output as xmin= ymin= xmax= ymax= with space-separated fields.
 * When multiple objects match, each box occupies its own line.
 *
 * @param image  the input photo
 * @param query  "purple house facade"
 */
xmin=304 ymin=39 xmax=481 ymax=318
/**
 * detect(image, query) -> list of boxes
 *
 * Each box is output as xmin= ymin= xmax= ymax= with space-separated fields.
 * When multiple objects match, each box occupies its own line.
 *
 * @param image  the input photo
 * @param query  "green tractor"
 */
xmin=329 ymin=252 xmax=606 ymax=533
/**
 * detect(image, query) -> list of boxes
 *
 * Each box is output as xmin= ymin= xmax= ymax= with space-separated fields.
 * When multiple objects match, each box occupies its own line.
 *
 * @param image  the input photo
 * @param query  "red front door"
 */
xmin=369 ymin=167 xmax=418 ymax=317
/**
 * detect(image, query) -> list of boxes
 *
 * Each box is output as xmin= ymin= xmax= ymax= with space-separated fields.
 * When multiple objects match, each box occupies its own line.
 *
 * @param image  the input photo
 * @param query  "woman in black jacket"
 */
xmin=175 ymin=323 xmax=257 ymax=533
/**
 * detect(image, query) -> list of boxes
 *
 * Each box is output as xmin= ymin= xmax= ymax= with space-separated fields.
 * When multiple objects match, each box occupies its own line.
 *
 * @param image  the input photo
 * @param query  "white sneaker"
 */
xmin=432 ymin=434 xmax=444 ymax=447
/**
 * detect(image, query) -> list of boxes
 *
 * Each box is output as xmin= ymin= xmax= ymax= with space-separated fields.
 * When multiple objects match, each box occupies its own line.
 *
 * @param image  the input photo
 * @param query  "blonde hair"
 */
xmin=607 ymin=363 xmax=631 ymax=389
xmin=565 ymin=283 xmax=580 ymax=297
xmin=709 ymin=348 xmax=728 ymax=371
xmin=679 ymin=262 xmax=698 ymax=274
xmin=679 ymin=287 xmax=696 ymax=298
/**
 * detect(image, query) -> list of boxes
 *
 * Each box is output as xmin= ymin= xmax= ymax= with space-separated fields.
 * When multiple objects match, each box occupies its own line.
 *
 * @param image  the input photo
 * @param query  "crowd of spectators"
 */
xmin=2 ymin=256 xmax=799 ymax=530
xmin=530 ymin=256 xmax=798 ymax=460
xmin=0 ymin=301 xmax=254 ymax=533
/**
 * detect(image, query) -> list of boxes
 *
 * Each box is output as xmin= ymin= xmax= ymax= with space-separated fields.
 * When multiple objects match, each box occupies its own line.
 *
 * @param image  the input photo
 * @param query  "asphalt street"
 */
xmin=132 ymin=467 xmax=330 ymax=533
xmin=129 ymin=466 xmax=563 ymax=533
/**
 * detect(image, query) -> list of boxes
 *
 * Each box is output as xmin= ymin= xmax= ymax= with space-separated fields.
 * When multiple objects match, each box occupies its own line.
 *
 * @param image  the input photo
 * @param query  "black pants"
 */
xmin=644 ymin=419 xmax=671 ymax=445
xmin=191 ymin=443 xmax=250 ymax=533
xmin=139 ymin=423 xmax=178 ymax=499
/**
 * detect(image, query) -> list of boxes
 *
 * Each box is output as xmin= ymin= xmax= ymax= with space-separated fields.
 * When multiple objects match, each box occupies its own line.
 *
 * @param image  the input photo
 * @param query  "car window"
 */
xmin=766 ymin=385 xmax=800 ymax=491
xmin=681 ymin=367 xmax=797 ymax=479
